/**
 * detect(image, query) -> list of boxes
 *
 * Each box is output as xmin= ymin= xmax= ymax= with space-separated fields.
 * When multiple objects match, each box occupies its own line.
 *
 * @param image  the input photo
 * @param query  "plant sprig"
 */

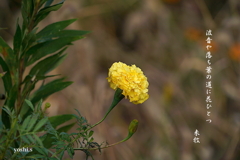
xmin=0 ymin=0 xmax=141 ymax=159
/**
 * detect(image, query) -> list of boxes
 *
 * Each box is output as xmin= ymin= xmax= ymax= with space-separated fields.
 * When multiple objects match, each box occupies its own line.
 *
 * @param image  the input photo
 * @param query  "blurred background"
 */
xmin=1 ymin=0 xmax=240 ymax=159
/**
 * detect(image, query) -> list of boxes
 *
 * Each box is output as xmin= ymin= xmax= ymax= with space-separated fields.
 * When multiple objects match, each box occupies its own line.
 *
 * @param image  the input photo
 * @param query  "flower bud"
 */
xmin=44 ymin=102 xmax=51 ymax=109
xmin=128 ymin=119 xmax=139 ymax=136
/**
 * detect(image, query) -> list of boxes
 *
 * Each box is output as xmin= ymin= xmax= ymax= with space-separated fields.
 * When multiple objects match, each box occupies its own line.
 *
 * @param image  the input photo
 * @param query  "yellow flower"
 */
xmin=107 ymin=62 xmax=149 ymax=104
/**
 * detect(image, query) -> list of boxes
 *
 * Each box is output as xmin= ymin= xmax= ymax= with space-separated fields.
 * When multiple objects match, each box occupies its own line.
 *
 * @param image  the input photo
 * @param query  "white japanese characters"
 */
xmin=206 ymin=29 xmax=213 ymax=124
xmin=193 ymin=129 xmax=200 ymax=143
xmin=193 ymin=29 xmax=213 ymax=144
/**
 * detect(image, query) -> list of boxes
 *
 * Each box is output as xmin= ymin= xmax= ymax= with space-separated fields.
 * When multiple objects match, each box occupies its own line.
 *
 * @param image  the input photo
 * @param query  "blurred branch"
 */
xmin=194 ymin=0 xmax=216 ymax=29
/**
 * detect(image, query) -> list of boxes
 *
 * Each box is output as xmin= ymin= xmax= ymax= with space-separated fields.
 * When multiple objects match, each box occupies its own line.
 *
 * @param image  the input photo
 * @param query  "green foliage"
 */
xmin=0 ymin=0 xmax=137 ymax=159
xmin=0 ymin=0 xmax=96 ymax=159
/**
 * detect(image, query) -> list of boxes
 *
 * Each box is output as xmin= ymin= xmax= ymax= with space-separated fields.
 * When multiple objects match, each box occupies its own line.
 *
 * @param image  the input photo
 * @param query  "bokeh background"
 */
xmin=1 ymin=0 xmax=240 ymax=159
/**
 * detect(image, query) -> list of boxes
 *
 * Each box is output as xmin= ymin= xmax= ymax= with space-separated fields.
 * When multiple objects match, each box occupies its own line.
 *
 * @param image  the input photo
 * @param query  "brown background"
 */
xmin=0 ymin=0 xmax=240 ymax=159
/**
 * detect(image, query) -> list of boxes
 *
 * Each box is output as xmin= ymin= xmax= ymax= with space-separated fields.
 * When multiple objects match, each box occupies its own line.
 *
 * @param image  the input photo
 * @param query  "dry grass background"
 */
xmin=1 ymin=0 xmax=240 ymax=160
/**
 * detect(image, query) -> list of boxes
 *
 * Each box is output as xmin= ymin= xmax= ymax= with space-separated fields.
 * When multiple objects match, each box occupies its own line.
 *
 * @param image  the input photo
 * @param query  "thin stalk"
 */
xmin=74 ymin=135 xmax=132 ymax=151
xmin=16 ymin=1 xmax=41 ymax=115
xmin=0 ymin=118 xmax=18 ymax=159
xmin=86 ymin=88 xmax=124 ymax=131
xmin=51 ymin=89 xmax=124 ymax=157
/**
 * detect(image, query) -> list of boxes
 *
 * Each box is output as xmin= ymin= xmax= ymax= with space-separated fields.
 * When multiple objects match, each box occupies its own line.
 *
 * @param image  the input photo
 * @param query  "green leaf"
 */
xmin=26 ymin=114 xmax=38 ymax=132
xmin=13 ymin=23 xmax=22 ymax=55
xmin=0 ymin=37 xmax=15 ymax=68
xmin=57 ymin=123 xmax=75 ymax=133
xmin=58 ymin=150 xmax=65 ymax=160
xmin=31 ymin=78 xmax=73 ymax=104
xmin=27 ymin=134 xmax=35 ymax=144
xmin=21 ymin=28 xmax=37 ymax=54
xmin=33 ymin=134 xmax=44 ymax=147
xmin=24 ymin=99 xmax=34 ymax=111
xmin=1 ymin=106 xmax=11 ymax=116
xmin=0 ymin=134 xmax=6 ymax=143
xmin=21 ymin=0 xmax=33 ymax=24
xmin=21 ymin=115 xmax=32 ymax=131
xmin=35 ymin=74 xmax=61 ymax=80
xmin=21 ymin=135 xmax=31 ymax=144
xmin=38 ymin=1 xmax=64 ymax=14
xmin=20 ymin=100 xmax=34 ymax=119
xmin=44 ymin=0 xmax=54 ymax=7
xmin=53 ymin=141 xmax=65 ymax=147
xmin=0 ymin=115 xmax=3 ymax=130
xmin=89 ymin=137 xmax=94 ymax=142
xmin=23 ymin=0 xmax=33 ymax=16
xmin=34 ymin=1 xmax=64 ymax=26
xmin=33 ymin=117 xmax=48 ymax=132
xmin=49 ymin=114 xmax=75 ymax=129
xmin=5 ymin=84 xmax=17 ymax=110
xmin=42 ymin=133 xmax=56 ymax=148
xmin=88 ymin=130 xmax=94 ymax=137
xmin=0 ymin=57 xmax=12 ymax=92
xmin=33 ymin=147 xmax=47 ymax=156
xmin=29 ymin=47 xmax=67 ymax=76
xmin=67 ymin=147 xmax=74 ymax=159
xmin=1 ymin=106 xmax=13 ymax=129
xmin=37 ymin=30 xmax=90 ymax=42
xmin=26 ymin=36 xmax=82 ymax=66
xmin=35 ymin=99 xmax=43 ymax=113
xmin=36 ymin=19 xmax=77 ymax=39
xmin=39 ymin=0 xmax=49 ymax=8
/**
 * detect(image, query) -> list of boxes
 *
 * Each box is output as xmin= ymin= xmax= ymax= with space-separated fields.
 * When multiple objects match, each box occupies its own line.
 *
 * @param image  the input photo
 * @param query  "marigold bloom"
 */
xmin=107 ymin=62 xmax=149 ymax=104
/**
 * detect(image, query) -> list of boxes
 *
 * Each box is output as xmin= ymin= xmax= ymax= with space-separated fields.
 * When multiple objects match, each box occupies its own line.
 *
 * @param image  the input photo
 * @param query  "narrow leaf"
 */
xmin=88 ymin=130 xmax=94 ymax=137
xmin=0 ymin=56 xmax=12 ymax=92
xmin=34 ymin=2 xmax=64 ymax=26
xmin=38 ymin=30 xmax=90 ymax=42
xmin=21 ymin=28 xmax=37 ymax=54
xmin=5 ymin=84 xmax=17 ymax=110
xmin=42 ymin=133 xmax=56 ymax=148
xmin=13 ymin=23 xmax=22 ymax=55
xmin=67 ymin=147 xmax=74 ymax=159
xmin=33 ymin=147 xmax=46 ymax=155
xmin=21 ymin=135 xmax=31 ymax=144
xmin=21 ymin=115 xmax=31 ymax=131
xmin=33 ymin=117 xmax=48 ymax=132
xmin=27 ymin=134 xmax=35 ymax=144
xmin=49 ymin=114 xmax=75 ymax=129
xmin=57 ymin=123 xmax=75 ymax=133
xmin=44 ymin=0 xmax=54 ymax=7
xmin=31 ymin=78 xmax=73 ymax=104
xmin=33 ymin=134 xmax=44 ymax=147
xmin=26 ymin=114 xmax=38 ymax=132
xmin=29 ymin=48 xmax=67 ymax=76
xmin=24 ymin=99 xmax=34 ymax=111
xmin=36 ymin=19 xmax=77 ymax=39
xmin=0 ymin=37 xmax=15 ymax=68
xmin=26 ymin=37 xmax=81 ymax=66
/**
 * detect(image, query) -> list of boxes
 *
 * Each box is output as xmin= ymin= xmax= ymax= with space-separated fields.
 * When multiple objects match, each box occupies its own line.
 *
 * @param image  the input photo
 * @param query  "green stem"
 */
xmin=74 ymin=133 xmax=132 ymax=151
xmin=16 ymin=1 xmax=41 ymax=115
xmin=86 ymin=88 xmax=124 ymax=132
xmin=1 ymin=118 xmax=18 ymax=159
xmin=51 ymin=88 xmax=125 ymax=158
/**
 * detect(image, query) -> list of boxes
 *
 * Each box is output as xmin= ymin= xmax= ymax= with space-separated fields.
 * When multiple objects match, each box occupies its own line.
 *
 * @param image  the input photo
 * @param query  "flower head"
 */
xmin=107 ymin=62 xmax=149 ymax=104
